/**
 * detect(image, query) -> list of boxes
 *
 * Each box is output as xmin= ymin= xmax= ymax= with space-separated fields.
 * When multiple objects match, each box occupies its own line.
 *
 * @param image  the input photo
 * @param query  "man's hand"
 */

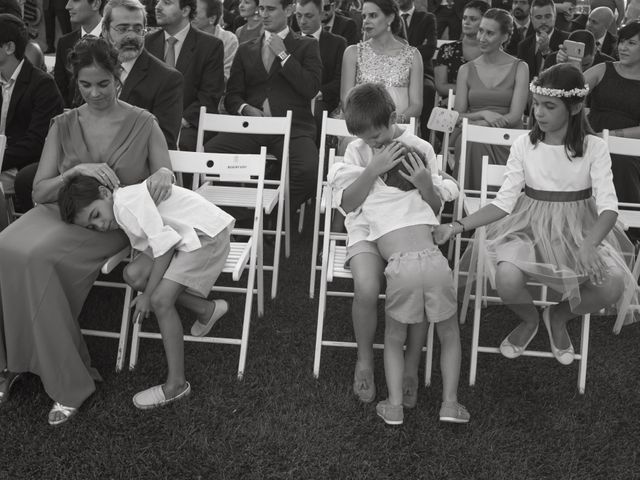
xmin=242 ymin=105 xmax=265 ymax=117
xmin=537 ymin=31 xmax=550 ymax=55
xmin=268 ymin=34 xmax=287 ymax=57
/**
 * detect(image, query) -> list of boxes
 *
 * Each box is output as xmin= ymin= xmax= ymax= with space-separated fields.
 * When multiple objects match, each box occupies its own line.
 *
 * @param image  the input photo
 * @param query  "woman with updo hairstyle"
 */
xmin=452 ymin=7 xmax=529 ymax=189
xmin=0 ymin=36 xmax=174 ymax=426
xmin=234 ymin=0 xmax=262 ymax=45
xmin=340 ymin=0 xmax=423 ymax=124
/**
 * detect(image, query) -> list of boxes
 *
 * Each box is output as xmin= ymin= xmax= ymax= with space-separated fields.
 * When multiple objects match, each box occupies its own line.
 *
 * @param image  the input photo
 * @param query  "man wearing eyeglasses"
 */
xmin=102 ymin=0 xmax=183 ymax=149
xmin=319 ymin=0 xmax=358 ymax=44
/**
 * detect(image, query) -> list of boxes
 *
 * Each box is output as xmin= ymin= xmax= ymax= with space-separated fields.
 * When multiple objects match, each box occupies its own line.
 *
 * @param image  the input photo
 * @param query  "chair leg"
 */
xmin=271 ymin=201 xmax=283 ymax=300
xmin=115 ymin=285 xmax=133 ymax=372
xmin=237 ymin=253 xmax=257 ymax=381
xmin=424 ymin=322 xmax=434 ymax=387
xmin=297 ymin=202 xmax=305 ymax=234
xmin=577 ymin=314 xmax=590 ymax=394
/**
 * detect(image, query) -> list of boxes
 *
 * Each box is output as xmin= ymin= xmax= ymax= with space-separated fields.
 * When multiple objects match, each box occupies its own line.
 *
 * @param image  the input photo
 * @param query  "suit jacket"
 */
xmin=224 ymin=31 xmax=323 ymax=140
xmin=145 ymin=26 xmax=225 ymax=126
xmin=54 ymin=29 xmax=81 ymax=107
xmin=2 ymin=59 xmax=64 ymax=171
xmin=120 ymin=49 xmax=184 ymax=149
xmin=318 ymin=30 xmax=346 ymax=114
xmin=505 ymin=22 xmax=535 ymax=56
xmin=600 ymin=31 xmax=618 ymax=59
xmin=330 ymin=13 xmax=359 ymax=46
xmin=427 ymin=0 xmax=468 ymax=19
xmin=517 ymin=29 xmax=569 ymax=80
xmin=404 ymin=10 xmax=437 ymax=78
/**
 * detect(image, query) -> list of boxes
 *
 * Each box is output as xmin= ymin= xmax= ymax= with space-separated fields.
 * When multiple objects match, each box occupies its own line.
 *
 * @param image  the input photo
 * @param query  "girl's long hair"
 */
xmin=529 ymin=63 xmax=594 ymax=159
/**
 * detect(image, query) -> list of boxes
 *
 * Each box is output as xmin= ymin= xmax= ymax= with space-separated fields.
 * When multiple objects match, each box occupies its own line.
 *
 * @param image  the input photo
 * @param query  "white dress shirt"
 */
xmin=212 ymin=24 xmax=239 ymax=82
xmin=113 ymin=182 xmax=235 ymax=258
xmin=0 ymin=60 xmax=24 ymax=135
xmin=81 ymin=21 xmax=103 ymax=38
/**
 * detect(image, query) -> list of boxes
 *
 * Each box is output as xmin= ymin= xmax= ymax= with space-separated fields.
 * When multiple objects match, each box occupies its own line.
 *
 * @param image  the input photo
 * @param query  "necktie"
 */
xmin=306 ymin=34 xmax=314 ymax=38
xmin=401 ymin=13 xmax=410 ymax=30
xmin=262 ymin=36 xmax=275 ymax=115
xmin=165 ymin=36 xmax=178 ymax=68
xmin=596 ymin=40 xmax=602 ymax=50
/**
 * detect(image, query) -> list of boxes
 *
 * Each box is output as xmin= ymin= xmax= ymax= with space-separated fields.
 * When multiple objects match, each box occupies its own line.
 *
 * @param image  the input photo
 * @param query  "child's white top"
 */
xmin=113 ymin=183 xmax=235 ymax=258
xmin=492 ymin=134 xmax=619 ymax=215
xmin=328 ymin=129 xmax=458 ymax=244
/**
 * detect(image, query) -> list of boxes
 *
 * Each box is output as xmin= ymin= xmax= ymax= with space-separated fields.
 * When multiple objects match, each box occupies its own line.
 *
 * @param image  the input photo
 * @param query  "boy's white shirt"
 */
xmin=328 ymin=129 xmax=459 ymax=246
xmin=113 ymin=183 xmax=235 ymax=258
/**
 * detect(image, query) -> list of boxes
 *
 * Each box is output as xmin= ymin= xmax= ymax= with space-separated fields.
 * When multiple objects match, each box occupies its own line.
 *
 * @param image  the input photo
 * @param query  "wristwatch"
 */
xmin=277 ymin=50 xmax=290 ymax=62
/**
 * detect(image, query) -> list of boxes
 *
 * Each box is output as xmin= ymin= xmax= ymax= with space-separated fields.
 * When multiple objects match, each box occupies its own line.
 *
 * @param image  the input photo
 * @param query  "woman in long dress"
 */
xmin=0 ymin=37 xmax=174 ymax=426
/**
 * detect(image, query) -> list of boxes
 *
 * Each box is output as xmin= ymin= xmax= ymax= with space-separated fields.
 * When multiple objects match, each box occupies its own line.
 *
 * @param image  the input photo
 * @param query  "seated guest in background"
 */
xmin=104 ymin=0 xmax=183 ymax=149
xmin=45 ymin=0 xmax=72 ymax=54
xmin=147 ymin=0 xmax=224 ymax=151
xmin=54 ymin=0 xmax=104 ymax=107
xmin=295 ymin=0 xmax=346 ymax=125
xmin=572 ymin=0 xmax=624 ymax=36
xmin=319 ymin=0 xmax=359 ymax=44
xmin=336 ymin=0 xmax=362 ymax=33
xmin=584 ymin=21 xmax=640 ymax=205
xmin=517 ymin=0 xmax=568 ymax=80
xmin=585 ymin=6 xmax=618 ymax=59
xmin=396 ymin=0 xmax=437 ymax=138
xmin=192 ymin=0 xmax=239 ymax=83
xmin=434 ymin=0 xmax=487 ymax=97
xmin=0 ymin=14 xmax=63 ymax=212
xmin=205 ymin=0 xmax=322 ymax=210
xmin=0 ymin=0 xmax=45 ymax=69
xmin=427 ymin=0 xmax=467 ymax=40
xmin=543 ymin=29 xmax=614 ymax=70
xmin=235 ymin=0 xmax=263 ymax=43
xmin=453 ymin=8 xmax=529 ymax=189
xmin=0 ymin=36 xmax=174 ymax=426
xmin=505 ymin=0 xmax=533 ymax=55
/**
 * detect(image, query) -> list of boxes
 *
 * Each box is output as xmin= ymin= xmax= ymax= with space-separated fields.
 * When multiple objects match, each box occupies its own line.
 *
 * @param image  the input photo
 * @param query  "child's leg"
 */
xmin=350 ymin=251 xmax=385 ymax=372
xmin=403 ymin=320 xmax=429 ymax=383
xmin=495 ymin=261 xmax=540 ymax=346
xmin=177 ymin=292 xmax=220 ymax=326
xmin=123 ymin=254 xmax=153 ymax=292
xmin=547 ymin=266 xmax=625 ymax=349
xmin=149 ymin=279 xmax=189 ymax=398
xmin=383 ymin=317 xmax=408 ymax=406
xmin=435 ymin=314 xmax=461 ymax=404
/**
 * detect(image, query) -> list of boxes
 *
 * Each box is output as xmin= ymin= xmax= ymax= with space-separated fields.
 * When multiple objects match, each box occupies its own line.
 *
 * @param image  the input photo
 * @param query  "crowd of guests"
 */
xmin=0 ymin=0 xmax=639 ymax=427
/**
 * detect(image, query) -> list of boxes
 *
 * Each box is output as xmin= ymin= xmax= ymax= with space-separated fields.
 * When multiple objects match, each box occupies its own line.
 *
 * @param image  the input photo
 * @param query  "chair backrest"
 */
xmin=169 ymin=148 xmax=267 ymax=185
xmin=0 ymin=134 xmax=6 ymax=169
xmin=603 ymin=129 xmax=640 ymax=157
xmin=479 ymin=155 xmax=507 ymax=206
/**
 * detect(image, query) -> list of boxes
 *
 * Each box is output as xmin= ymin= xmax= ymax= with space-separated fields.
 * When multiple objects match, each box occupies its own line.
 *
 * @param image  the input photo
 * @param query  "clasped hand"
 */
xmin=481 ymin=111 xmax=509 ymax=128
xmin=577 ymin=242 xmax=608 ymax=285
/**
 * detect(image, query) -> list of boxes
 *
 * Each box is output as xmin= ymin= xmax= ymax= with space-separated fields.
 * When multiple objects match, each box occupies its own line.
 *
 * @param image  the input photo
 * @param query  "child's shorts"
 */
xmin=163 ymin=229 xmax=231 ymax=298
xmin=345 ymin=240 xmax=381 ymax=267
xmin=384 ymin=246 xmax=457 ymax=324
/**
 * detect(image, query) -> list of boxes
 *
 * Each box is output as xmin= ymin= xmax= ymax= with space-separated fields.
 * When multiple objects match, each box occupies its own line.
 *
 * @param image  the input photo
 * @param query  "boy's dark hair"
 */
xmin=0 ymin=13 xmax=28 ymax=60
xmin=344 ymin=83 xmax=396 ymax=135
xmin=58 ymin=175 xmax=104 ymax=224
xmin=530 ymin=63 xmax=594 ymax=158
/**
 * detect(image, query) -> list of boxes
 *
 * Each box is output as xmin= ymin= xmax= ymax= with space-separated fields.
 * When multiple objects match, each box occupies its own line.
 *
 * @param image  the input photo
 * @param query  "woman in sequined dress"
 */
xmin=340 ymin=0 xmax=423 ymax=124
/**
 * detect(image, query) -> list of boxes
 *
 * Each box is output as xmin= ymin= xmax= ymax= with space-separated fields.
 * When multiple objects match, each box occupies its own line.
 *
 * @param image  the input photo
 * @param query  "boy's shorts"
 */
xmin=384 ymin=246 xmax=457 ymax=324
xmin=345 ymin=240 xmax=381 ymax=267
xmin=163 ymin=229 xmax=231 ymax=297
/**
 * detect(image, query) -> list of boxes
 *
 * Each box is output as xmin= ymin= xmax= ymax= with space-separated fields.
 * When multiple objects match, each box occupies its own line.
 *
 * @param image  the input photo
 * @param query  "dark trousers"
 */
xmin=435 ymin=6 xmax=461 ymax=40
xmin=203 ymin=132 xmax=318 ymax=209
xmin=45 ymin=4 xmax=71 ymax=50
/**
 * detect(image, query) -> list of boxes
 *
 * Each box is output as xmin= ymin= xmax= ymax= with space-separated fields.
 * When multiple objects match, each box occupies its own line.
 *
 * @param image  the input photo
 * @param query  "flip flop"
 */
xmin=133 ymin=382 xmax=191 ymax=410
xmin=190 ymin=300 xmax=229 ymax=337
xmin=48 ymin=402 xmax=78 ymax=426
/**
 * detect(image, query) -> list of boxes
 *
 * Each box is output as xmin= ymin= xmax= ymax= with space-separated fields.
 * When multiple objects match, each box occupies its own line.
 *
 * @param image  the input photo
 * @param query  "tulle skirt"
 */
xmin=462 ymin=193 xmax=640 ymax=333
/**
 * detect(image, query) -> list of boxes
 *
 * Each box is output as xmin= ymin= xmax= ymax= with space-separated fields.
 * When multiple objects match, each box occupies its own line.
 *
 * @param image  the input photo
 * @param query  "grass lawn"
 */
xmin=0 ymin=218 xmax=639 ymax=480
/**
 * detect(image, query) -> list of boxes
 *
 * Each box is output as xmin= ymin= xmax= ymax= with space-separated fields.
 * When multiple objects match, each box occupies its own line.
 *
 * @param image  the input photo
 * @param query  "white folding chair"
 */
xmin=313 ymin=149 xmax=437 ymax=386
xmin=196 ymin=107 xmax=291 ymax=300
xmin=129 ymin=149 xmax=267 ymax=380
xmin=453 ymin=118 xmax=529 ymax=323
xmin=308 ymin=113 xmax=417 ymax=299
xmin=469 ymin=156 xmax=590 ymax=394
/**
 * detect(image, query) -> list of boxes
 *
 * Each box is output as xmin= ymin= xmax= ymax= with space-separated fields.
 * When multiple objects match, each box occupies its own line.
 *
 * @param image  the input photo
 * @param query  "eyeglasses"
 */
xmin=110 ymin=24 xmax=146 ymax=34
xmin=322 ymin=2 xmax=334 ymax=11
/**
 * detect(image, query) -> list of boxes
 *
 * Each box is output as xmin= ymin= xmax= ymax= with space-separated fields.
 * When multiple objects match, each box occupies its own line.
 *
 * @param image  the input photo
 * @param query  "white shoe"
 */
xmin=499 ymin=323 xmax=538 ymax=359
xmin=190 ymin=300 xmax=228 ymax=337
xmin=542 ymin=307 xmax=574 ymax=365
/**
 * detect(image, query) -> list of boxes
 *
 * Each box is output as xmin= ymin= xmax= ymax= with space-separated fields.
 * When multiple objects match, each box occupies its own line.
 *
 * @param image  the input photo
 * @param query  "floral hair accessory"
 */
xmin=529 ymin=81 xmax=589 ymax=98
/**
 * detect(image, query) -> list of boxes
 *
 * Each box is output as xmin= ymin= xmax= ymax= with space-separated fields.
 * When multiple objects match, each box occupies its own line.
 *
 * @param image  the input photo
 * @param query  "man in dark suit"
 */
xmin=54 ymin=0 xmax=104 ymax=107
xmin=505 ymin=0 xmax=534 ymax=55
xmin=398 ymin=0 xmax=437 ymax=137
xmin=0 ymin=14 xmax=63 ymax=211
xmin=320 ymin=0 xmax=358 ymax=44
xmin=103 ymin=0 xmax=183 ymax=149
xmin=295 ymin=0 xmax=346 ymax=127
xmin=205 ymin=0 xmax=322 ymax=209
xmin=427 ymin=0 xmax=467 ymax=39
xmin=145 ymin=0 xmax=225 ymax=151
xmin=516 ymin=0 xmax=568 ymax=80
xmin=586 ymin=7 xmax=618 ymax=59
xmin=44 ymin=0 xmax=72 ymax=53
xmin=543 ymin=28 xmax=615 ymax=70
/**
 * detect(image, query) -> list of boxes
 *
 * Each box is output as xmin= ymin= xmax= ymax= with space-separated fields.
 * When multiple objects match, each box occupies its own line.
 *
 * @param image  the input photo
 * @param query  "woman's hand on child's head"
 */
xmin=369 ymin=141 xmax=405 ymax=176
xmin=131 ymin=293 xmax=153 ymax=323
xmin=399 ymin=151 xmax=431 ymax=189
xmin=433 ymin=224 xmax=453 ymax=245
xmin=577 ymin=242 xmax=609 ymax=286
xmin=74 ymin=163 xmax=120 ymax=190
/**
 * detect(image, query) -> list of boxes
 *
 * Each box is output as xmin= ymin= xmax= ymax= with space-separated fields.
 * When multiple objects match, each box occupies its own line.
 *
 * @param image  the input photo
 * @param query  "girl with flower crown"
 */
xmin=434 ymin=63 xmax=639 ymax=366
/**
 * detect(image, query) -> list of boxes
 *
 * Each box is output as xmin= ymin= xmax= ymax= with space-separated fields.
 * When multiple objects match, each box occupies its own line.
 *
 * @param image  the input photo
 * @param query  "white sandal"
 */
xmin=48 ymin=402 xmax=78 ymax=426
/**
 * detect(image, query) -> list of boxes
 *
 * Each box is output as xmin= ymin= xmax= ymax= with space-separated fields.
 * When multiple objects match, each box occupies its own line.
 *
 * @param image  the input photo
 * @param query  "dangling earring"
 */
xmin=387 ymin=23 xmax=391 ymax=30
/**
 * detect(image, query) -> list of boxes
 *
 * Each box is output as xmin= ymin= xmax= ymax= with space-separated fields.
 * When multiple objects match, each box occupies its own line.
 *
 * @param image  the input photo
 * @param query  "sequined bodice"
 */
xmin=355 ymin=41 xmax=415 ymax=88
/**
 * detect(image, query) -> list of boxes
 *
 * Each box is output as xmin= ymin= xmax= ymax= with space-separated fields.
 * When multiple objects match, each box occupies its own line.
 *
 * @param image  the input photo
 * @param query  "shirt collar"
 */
xmin=164 ymin=22 xmax=190 ymax=43
xmin=311 ymin=27 xmax=322 ymax=40
xmin=323 ymin=14 xmax=334 ymax=30
xmin=0 ymin=59 xmax=24 ymax=86
xmin=515 ymin=18 xmax=530 ymax=30
xmin=399 ymin=6 xmax=415 ymax=17
xmin=81 ymin=21 xmax=103 ymax=38
xmin=120 ymin=57 xmax=137 ymax=76
xmin=264 ymin=26 xmax=290 ymax=41
xmin=596 ymin=33 xmax=606 ymax=46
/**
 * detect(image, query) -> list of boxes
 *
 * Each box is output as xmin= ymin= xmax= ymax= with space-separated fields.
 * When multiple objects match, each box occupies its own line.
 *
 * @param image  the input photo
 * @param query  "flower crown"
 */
xmin=529 ymin=81 xmax=589 ymax=98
